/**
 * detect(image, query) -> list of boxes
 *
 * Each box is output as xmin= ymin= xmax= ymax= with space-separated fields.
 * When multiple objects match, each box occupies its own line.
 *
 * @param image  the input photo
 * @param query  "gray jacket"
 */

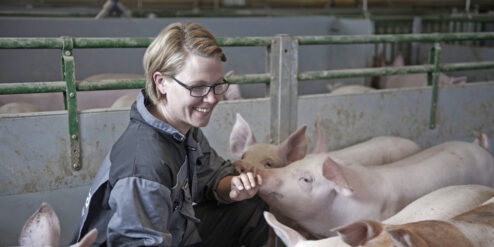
xmin=71 ymin=90 xmax=237 ymax=246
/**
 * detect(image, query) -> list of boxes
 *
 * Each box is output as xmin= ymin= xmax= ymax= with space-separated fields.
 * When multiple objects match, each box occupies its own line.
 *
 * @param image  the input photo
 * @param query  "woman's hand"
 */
xmin=229 ymin=172 xmax=262 ymax=201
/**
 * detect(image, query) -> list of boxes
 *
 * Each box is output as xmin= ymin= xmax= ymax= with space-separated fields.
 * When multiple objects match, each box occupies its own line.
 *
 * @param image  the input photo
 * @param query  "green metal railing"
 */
xmin=373 ymin=15 xmax=494 ymax=64
xmin=1 ymin=32 xmax=494 ymax=171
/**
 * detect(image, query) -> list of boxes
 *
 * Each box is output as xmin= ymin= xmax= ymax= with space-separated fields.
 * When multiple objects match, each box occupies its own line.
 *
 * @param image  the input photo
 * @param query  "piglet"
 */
xmin=336 ymin=196 xmax=494 ymax=247
xmin=265 ymin=184 xmax=494 ymax=247
xmin=229 ymin=113 xmax=307 ymax=172
xmin=328 ymin=84 xmax=376 ymax=95
xmin=0 ymin=102 xmax=42 ymax=114
xmin=377 ymin=54 xmax=467 ymax=89
xmin=259 ymin=134 xmax=494 ymax=238
xmin=19 ymin=202 xmax=97 ymax=247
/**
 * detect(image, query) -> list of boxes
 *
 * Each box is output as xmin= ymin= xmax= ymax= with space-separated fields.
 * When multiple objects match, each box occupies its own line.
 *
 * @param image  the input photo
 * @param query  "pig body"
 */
xmin=327 ymin=136 xmax=421 ymax=167
xmin=19 ymin=202 xmax=97 ymax=247
xmin=0 ymin=73 xmax=144 ymax=112
xmin=266 ymin=185 xmax=494 ymax=247
xmin=110 ymin=92 xmax=139 ymax=108
xmin=338 ymin=197 xmax=494 ymax=247
xmin=0 ymin=102 xmax=42 ymax=114
xmin=328 ymin=84 xmax=376 ymax=95
xmin=260 ymin=138 xmax=494 ymax=238
xmin=377 ymin=54 xmax=467 ymax=89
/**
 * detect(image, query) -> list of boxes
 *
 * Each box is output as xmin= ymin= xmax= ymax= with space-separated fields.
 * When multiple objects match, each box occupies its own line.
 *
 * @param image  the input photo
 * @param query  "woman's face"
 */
xmin=156 ymin=53 xmax=223 ymax=134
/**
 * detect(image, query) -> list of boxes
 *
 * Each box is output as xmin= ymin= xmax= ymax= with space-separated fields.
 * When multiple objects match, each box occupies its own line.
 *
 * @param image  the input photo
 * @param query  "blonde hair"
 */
xmin=143 ymin=22 xmax=227 ymax=105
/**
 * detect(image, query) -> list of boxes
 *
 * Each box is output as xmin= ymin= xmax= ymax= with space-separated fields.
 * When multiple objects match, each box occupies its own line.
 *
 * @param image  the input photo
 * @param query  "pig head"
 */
xmin=19 ymin=202 xmax=97 ymax=247
xmin=229 ymin=113 xmax=307 ymax=172
xmin=259 ymin=154 xmax=355 ymax=238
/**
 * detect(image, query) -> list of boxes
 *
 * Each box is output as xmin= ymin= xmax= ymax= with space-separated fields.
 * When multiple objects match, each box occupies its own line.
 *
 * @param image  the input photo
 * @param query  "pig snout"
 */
xmin=232 ymin=160 xmax=258 ymax=173
xmin=258 ymin=169 xmax=283 ymax=197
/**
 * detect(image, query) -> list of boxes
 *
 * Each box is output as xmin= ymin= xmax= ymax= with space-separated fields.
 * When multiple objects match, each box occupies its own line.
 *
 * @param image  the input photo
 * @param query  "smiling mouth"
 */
xmin=194 ymin=107 xmax=211 ymax=113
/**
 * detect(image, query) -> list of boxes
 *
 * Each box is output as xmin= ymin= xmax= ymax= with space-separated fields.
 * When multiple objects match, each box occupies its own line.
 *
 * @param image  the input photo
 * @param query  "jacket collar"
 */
xmin=133 ymin=89 xmax=186 ymax=143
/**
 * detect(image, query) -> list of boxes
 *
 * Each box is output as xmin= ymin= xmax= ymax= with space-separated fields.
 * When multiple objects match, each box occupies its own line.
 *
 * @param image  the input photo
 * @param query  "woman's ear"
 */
xmin=153 ymin=72 xmax=167 ymax=95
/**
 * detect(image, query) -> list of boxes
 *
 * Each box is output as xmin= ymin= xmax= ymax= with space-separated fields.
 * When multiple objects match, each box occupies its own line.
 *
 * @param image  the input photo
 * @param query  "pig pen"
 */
xmin=1 ymin=19 xmax=494 ymax=245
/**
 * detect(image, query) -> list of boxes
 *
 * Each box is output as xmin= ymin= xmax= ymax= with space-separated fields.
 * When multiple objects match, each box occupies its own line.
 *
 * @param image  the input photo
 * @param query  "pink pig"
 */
xmin=259 ymin=134 xmax=494 ymax=238
xmin=19 ymin=202 xmax=97 ymax=247
xmin=377 ymin=54 xmax=467 ymax=89
xmin=336 ymin=196 xmax=494 ymax=247
xmin=264 ymin=184 xmax=494 ymax=247
xmin=229 ymin=113 xmax=308 ymax=171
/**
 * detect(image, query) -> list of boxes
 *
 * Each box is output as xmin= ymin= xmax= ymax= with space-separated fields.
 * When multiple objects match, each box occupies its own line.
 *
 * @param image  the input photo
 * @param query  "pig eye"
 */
xmin=299 ymin=176 xmax=313 ymax=183
xmin=263 ymin=160 xmax=274 ymax=168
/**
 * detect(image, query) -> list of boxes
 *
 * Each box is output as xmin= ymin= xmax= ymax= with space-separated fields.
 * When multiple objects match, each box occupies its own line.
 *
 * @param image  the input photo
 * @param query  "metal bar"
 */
xmin=297 ymin=61 xmax=494 ymax=81
xmin=73 ymin=37 xmax=153 ymax=48
xmin=0 ymin=37 xmax=63 ymax=49
xmin=0 ymin=36 xmax=272 ymax=49
xmin=216 ymin=37 xmax=272 ymax=46
xmin=441 ymin=61 xmax=494 ymax=71
xmin=429 ymin=43 xmax=442 ymax=130
xmin=3 ymin=33 xmax=494 ymax=50
xmin=2 ymin=61 xmax=492 ymax=95
xmin=77 ymin=79 xmax=145 ymax=91
xmin=427 ymin=46 xmax=434 ymax=86
xmin=0 ymin=81 xmax=66 ymax=94
xmin=296 ymin=32 xmax=494 ymax=45
xmin=61 ymin=36 xmax=82 ymax=171
xmin=226 ymin=73 xmax=271 ymax=84
xmin=298 ymin=64 xmax=433 ymax=80
xmin=269 ymin=35 xmax=298 ymax=145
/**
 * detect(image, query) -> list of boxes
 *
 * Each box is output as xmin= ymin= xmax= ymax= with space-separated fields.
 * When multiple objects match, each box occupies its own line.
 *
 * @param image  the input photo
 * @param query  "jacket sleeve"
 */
xmin=107 ymin=176 xmax=173 ymax=247
xmin=194 ymin=129 xmax=238 ymax=204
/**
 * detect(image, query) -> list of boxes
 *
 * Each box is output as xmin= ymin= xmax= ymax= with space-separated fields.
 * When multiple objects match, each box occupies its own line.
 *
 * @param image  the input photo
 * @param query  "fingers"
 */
xmin=256 ymin=174 xmax=262 ymax=186
xmin=230 ymin=172 xmax=262 ymax=201
xmin=230 ymin=190 xmax=239 ymax=199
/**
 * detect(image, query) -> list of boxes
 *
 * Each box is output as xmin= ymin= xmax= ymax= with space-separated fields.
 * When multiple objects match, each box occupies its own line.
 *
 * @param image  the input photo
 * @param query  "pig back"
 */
xmin=328 ymin=136 xmax=421 ymax=167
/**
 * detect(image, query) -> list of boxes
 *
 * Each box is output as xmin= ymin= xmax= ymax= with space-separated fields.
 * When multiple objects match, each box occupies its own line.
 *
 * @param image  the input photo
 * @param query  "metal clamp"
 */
xmin=61 ymin=36 xmax=82 ymax=171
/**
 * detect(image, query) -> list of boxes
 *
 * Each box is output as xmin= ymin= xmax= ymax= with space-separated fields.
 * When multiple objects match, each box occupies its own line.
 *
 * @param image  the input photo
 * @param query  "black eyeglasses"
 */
xmin=171 ymin=76 xmax=230 ymax=98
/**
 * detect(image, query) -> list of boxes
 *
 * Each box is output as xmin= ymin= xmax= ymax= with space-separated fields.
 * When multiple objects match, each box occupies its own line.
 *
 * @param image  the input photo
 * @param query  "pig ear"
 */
xmin=230 ymin=113 xmax=257 ymax=158
xmin=263 ymin=211 xmax=306 ymax=247
xmin=311 ymin=115 xmax=328 ymax=154
xmin=387 ymin=228 xmax=414 ymax=247
xmin=393 ymin=54 xmax=405 ymax=67
xmin=450 ymin=76 xmax=467 ymax=85
xmin=333 ymin=220 xmax=383 ymax=246
xmin=70 ymin=228 xmax=98 ymax=247
xmin=473 ymin=131 xmax=489 ymax=151
xmin=279 ymin=125 xmax=308 ymax=164
xmin=19 ymin=202 xmax=61 ymax=247
xmin=322 ymin=156 xmax=353 ymax=196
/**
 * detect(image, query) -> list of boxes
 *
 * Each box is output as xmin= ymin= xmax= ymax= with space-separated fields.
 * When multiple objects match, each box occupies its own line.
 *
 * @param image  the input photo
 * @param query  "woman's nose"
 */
xmin=203 ymin=88 xmax=220 ymax=104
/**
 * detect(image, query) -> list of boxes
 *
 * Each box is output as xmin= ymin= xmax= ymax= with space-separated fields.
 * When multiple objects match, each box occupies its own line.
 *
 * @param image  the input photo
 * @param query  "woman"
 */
xmin=71 ymin=22 xmax=268 ymax=247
